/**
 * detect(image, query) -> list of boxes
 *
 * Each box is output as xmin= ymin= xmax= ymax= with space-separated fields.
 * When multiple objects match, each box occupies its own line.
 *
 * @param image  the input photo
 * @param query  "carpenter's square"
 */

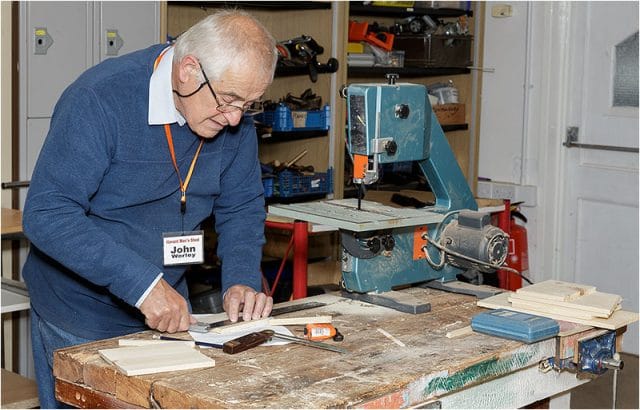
xmin=190 ymin=301 xmax=326 ymax=333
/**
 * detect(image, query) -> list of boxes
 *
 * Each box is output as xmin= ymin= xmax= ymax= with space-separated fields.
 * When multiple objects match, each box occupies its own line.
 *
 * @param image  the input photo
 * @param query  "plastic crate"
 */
xmin=255 ymin=103 xmax=331 ymax=132
xmin=277 ymin=168 xmax=333 ymax=198
xmin=262 ymin=177 xmax=275 ymax=198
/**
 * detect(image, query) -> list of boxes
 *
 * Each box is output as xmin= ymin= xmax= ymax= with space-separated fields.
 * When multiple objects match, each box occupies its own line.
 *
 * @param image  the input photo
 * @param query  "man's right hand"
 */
xmin=139 ymin=278 xmax=195 ymax=333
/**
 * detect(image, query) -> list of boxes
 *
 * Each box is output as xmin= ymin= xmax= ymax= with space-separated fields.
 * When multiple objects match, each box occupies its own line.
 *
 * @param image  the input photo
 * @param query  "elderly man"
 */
xmin=22 ymin=10 xmax=277 ymax=408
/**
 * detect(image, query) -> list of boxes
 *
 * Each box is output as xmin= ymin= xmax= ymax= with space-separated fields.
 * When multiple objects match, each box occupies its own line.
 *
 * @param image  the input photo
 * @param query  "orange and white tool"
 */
xmin=303 ymin=323 xmax=344 ymax=342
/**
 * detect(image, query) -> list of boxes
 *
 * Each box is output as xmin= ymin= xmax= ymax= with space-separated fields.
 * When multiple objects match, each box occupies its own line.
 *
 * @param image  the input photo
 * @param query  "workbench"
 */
xmin=52 ymin=287 xmax=603 ymax=408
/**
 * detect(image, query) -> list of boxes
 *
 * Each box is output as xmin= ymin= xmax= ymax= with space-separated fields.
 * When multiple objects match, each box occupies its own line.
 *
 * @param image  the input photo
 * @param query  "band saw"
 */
xmin=269 ymin=75 xmax=509 ymax=312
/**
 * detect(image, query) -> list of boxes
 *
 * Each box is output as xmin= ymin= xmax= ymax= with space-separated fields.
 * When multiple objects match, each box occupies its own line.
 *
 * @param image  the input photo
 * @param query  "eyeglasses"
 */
xmin=172 ymin=61 xmax=259 ymax=114
xmin=198 ymin=62 xmax=254 ymax=114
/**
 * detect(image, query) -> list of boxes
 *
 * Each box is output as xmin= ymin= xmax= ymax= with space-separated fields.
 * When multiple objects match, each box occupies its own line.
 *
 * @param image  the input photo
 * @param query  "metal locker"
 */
xmin=95 ymin=2 xmax=161 ymax=62
xmin=19 ymin=1 xmax=161 ymax=186
xmin=24 ymin=1 xmax=92 ymax=118
xmin=24 ymin=118 xmax=50 ymax=180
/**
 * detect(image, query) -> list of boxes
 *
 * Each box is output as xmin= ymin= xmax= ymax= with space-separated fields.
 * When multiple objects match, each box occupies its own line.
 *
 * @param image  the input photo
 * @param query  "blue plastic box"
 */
xmin=254 ymin=103 xmax=331 ymax=132
xmin=277 ymin=168 xmax=333 ymax=198
xmin=471 ymin=309 xmax=559 ymax=343
xmin=262 ymin=177 xmax=274 ymax=198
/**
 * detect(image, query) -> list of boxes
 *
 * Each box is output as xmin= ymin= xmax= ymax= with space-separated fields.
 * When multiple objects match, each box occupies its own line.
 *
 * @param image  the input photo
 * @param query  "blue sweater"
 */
xmin=22 ymin=44 xmax=266 ymax=340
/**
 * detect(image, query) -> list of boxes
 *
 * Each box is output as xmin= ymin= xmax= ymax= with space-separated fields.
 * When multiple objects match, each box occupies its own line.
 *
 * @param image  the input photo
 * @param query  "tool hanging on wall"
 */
xmin=276 ymin=35 xmax=339 ymax=82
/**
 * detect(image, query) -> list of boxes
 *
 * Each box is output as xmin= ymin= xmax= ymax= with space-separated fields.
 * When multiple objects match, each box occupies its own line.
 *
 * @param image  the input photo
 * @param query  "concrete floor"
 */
xmin=570 ymin=353 xmax=639 ymax=409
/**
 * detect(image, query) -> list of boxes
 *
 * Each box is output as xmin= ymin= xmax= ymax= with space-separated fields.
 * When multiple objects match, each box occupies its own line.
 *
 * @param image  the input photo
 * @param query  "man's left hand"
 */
xmin=223 ymin=284 xmax=273 ymax=322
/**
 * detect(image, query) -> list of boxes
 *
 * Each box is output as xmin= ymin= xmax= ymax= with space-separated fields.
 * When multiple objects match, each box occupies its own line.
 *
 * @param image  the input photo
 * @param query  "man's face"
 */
xmin=173 ymin=56 xmax=268 ymax=139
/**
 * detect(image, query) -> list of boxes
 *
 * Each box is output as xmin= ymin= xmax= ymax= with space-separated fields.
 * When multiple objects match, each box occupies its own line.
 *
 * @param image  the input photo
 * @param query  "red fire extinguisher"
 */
xmin=506 ymin=205 xmax=529 ymax=290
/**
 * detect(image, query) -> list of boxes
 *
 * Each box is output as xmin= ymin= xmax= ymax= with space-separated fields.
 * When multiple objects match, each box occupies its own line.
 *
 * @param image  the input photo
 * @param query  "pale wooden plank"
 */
xmin=118 ymin=339 xmax=195 ymax=347
xmin=507 ymin=296 xmax=619 ymax=319
xmin=208 ymin=317 xmax=270 ymax=334
xmin=446 ymin=326 xmax=474 ymax=338
xmin=1 ymin=369 xmax=39 ymax=409
xmin=510 ymin=291 xmax=621 ymax=317
xmin=1 ymin=208 xmax=23 ymax=236
xmin=269 ymin=315 xmax=332 ymax=326
xmin=98 ymin=344 xmax=215 ymax=376
xmin=478 ymin=292 xmax=638 ymax=330
xmin=515 ymin=280 xmax=596 ymax=302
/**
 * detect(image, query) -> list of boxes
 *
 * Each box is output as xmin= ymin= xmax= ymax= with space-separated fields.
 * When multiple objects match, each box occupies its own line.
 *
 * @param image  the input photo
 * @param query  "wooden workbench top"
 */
xmin=54 ymin=288 xmax=555 ymax=408
xmin=1 ymin=208 xmax=23 ymax=236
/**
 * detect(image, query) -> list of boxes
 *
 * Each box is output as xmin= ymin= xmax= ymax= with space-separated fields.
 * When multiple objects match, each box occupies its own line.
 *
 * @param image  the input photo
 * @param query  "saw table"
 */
xmin=53 ymin=288 xmax=608 ymax=408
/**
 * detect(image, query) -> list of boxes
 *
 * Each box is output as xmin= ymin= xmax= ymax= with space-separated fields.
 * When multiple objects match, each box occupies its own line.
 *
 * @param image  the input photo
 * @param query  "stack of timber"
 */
xmin=477 ymin=280 xmax=638 ymax=330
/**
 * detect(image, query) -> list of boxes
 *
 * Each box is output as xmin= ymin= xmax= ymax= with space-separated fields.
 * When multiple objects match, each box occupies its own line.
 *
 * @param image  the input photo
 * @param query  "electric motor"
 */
xmin=440 ymin=211 xmax=509 ymax=272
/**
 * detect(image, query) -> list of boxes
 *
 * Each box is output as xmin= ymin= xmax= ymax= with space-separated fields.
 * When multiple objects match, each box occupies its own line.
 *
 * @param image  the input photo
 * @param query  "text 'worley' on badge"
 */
xmin=162 ymin=231 xmax=204 ymax=266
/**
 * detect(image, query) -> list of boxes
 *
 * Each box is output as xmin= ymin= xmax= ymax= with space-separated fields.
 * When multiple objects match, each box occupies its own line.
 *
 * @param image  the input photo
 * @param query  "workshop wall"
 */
xmin=478 ymin=3 xmax=542 ymax=286
xmin=478 ymin=2 xmax=528 ymax=185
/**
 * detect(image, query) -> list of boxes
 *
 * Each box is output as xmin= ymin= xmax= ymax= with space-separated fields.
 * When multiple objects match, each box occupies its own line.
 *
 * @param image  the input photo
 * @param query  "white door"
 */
xmin=561 ymin=1 xmax=639 ymax=354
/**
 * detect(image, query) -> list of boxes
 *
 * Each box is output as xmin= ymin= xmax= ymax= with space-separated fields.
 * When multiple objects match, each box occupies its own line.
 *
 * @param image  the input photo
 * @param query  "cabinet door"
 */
xmin=24 ymin=1 xmax=93 ymax=118
xmin=95 ymin=2 xmax=161 ymax=63
xmin=23 ymin=118 xmax=50 ymax=183
xmin=19 ymin=1 xmax=160 ymax=188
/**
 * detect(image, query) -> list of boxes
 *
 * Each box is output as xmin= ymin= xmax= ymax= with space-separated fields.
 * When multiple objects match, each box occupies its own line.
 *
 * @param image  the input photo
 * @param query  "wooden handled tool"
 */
xmin=222 ymin=329 xmax=348 ymax=355
xmin=222 ymin=330 xmax=273 ymax=354
xmin=284 ymin=149 xmax=308 ymax=168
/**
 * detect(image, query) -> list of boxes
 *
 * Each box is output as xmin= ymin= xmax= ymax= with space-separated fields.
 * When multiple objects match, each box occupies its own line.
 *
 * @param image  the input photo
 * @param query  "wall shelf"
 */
xmin=170 ymin=1 xmax=331 ymax=11
xmin=348 ymin=66 xmax=470 ymax=78
xmin=442 ymin=124 xmax=468 ymax=132
xmin=349 ymin=3 xmax=472 ymax=18
xmin=258 ymin=130 xmax=328 ymax=144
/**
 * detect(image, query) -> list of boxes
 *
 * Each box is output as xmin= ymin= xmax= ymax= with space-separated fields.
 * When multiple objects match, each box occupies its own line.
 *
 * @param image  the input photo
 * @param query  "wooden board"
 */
xmin=515 ymin=280 xmax=596 ymax=302
xmin=98 ymin=343 xmax=215 ymax=376
xmin=509 ymin=291 xmax=621 ymax=317
xmin=507 ymin=295 xmax=620 ymax=320
xmin=478 ymin=292 xmax=638 ymax=330
xmin=1 ymin=369 xmax=39 ymax=409
xmin=1 ymin=208 xmax=23 ymax=236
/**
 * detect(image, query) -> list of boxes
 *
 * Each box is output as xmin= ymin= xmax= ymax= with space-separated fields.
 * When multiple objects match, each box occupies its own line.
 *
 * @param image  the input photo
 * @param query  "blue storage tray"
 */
xmin=471 ymin=309 xmax=559 ymax=343
xmin=277 ymin=168 xmax=333 ymax=198
xmin=254 ymin=103 xmax=331 ymax=132
xmin=262 ymin=177 xmax=275 ymax=198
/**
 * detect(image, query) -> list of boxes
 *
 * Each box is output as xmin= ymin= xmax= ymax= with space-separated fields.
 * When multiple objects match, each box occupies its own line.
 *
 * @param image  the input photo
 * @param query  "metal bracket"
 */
xmin=563 ymin=126 xmax=639 ymax=153
xmin=372 ymin=137 xmax=393 ymax=153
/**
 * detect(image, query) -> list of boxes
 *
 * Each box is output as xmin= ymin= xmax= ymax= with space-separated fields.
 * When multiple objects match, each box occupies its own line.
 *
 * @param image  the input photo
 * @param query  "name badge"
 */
xmin=163 ymin=231 xmax=204 ymax=266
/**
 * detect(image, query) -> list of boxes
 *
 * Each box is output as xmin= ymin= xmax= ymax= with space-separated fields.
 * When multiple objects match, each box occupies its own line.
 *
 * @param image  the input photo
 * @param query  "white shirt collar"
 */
xmin=148 ymin=46 xmax=186 ymax=126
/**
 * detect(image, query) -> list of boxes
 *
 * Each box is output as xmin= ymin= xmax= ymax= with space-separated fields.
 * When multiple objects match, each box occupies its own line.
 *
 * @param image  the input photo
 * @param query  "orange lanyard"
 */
xmin=154 ymin=47 xmax=204 ymax=214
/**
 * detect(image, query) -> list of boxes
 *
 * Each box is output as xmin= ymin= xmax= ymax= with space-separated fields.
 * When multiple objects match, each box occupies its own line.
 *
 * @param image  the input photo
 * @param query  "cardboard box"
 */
xmin=433 ymin=103 xmax=465 ymax=125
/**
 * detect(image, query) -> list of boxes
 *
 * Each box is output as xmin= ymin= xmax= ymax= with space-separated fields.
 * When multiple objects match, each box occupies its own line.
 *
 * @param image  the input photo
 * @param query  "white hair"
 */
xmin=173 ymin=9 xmax=278 ymax=83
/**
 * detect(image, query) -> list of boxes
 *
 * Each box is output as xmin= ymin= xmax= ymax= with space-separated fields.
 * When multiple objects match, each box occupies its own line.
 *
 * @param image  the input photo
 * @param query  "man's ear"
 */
xmin=176 ymin=54 xmax=199 ymax=83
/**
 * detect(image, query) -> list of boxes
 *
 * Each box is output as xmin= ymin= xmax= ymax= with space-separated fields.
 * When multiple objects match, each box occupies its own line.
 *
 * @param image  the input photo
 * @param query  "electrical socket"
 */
xmin=476 ymin=181 xmax=492 ymax=199
xmin=491 ymin=182 xmax=516 ymax=201
xmin=476 ymin=180 xmax=537 ymax=204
